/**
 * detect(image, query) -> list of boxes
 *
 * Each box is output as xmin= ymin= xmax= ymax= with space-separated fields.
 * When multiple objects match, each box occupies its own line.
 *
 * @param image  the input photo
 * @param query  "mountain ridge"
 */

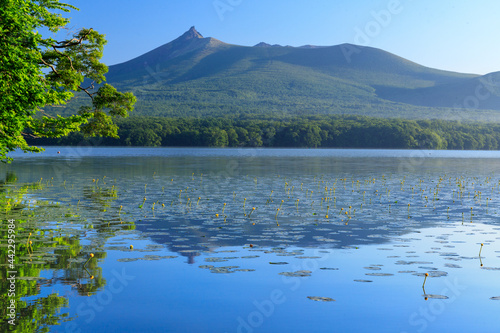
xmin=77 ymin=27 xmax=500 ymax=121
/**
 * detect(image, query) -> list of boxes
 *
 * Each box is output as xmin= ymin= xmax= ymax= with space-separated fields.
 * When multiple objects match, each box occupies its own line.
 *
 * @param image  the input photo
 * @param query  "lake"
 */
xmin=2 ymin=147 xmax=500 ymax=332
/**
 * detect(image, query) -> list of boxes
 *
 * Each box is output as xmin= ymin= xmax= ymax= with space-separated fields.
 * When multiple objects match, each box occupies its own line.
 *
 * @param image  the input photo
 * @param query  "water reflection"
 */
xmin=4 ymin=150 xmax=500 ymax=262
xmin=3 ymin=148 xmax=500 ymax=332
xmin=0 ymin=172 xmax=135 ymax=331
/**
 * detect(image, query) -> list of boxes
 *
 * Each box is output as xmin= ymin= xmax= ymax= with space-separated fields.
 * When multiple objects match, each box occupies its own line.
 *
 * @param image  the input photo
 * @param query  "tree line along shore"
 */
xmin=27 ymin=115 xmax=500 ymax=150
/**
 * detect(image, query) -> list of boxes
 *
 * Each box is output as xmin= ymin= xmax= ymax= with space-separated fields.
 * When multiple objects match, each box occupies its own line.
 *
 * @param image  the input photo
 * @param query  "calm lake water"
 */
xmin=2 ymin=147 xmax=500 ymax=332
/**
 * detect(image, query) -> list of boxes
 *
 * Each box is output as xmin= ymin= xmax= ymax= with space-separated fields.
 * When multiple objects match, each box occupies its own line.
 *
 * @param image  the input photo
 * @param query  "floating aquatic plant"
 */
xmin=83 ymin=253 xmax=94 ymax=267
xmin=307 ymin=296 xmax=335 ymax=302
xmin=422 ymin=272 xmax=429 ymax=288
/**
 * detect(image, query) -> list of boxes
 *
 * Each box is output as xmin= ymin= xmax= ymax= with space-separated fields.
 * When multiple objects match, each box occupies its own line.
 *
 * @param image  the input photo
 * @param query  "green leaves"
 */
xmin=0 ymin=0 xmax=135 ymax=162
xmin=92 ymin=84 xmax=137 ymax=117
xmin=79 ymin=109 xmax=119 ymax=138
xmin=30 ymin=114 xmax=90 ymax=138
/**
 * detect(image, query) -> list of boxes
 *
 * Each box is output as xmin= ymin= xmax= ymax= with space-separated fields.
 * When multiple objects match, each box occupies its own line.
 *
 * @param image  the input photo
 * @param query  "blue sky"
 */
xmin=54 ymin=0 xmax=500 ymax=75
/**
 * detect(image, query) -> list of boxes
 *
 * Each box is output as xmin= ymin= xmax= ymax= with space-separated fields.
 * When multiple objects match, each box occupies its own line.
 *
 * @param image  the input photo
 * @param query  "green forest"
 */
xmin=27 ymin=115 xmax=500 ymax=150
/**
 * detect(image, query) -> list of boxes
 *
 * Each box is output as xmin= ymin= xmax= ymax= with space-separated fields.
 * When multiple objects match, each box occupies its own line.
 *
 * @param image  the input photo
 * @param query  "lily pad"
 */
xmin=140 ymin=255 xmax=163 ymax=261
xmin=418 ymin=266 xmax=438 ymax=270
xmin=67 ymin=258 xmax=87 ymax=263
xmin=395 ymin=260 xmax=433 ymax=265
xmin=307 ymin=296 xmax=335 ymax=302
xmin=145 ymin=244 xmax=165 ymax=250
xmin=117 ymin=258 xmax=139 ymax=262
xmin=23 ymin=260 xmax=47 ymax=265
xmin=210 ymin=267 xmax=235 ymax=274
xmin=424 ymin=294 xmax=449 ymax=299
xmin=296 ymin=256 xmax=322 ymax=259
xmin=205 ymin=257 xmax=228 ymax=262
xmin=105 ymin=246 xmax=130 ymax=251
xmin=279 ymin=270 xmax=312 ymax=277
xmin=16 ymin=276 xmax=46 ymax=281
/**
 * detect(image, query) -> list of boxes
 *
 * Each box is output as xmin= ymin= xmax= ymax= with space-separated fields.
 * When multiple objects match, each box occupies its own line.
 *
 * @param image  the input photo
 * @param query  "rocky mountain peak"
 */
xmin=178 ymin=26 xmax=204 ymax=41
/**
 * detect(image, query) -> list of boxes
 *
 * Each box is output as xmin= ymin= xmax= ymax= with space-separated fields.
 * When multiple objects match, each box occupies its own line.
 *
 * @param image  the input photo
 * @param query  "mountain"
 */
xmin=68 ymin=27 xmax=500 ymax=121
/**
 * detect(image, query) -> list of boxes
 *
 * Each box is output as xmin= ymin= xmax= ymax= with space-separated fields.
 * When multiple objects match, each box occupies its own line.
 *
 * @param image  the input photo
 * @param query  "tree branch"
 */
xmin=53 ymin=28 xmax=93 ymax=49
xmin=39 ymin=109 xmax=56 ymax=119
xmin=21 ymin=132 xmax=39 ymax=139
xmin=40 ymin=57 xmax=59 ymax=75
xmin=78 ymin=82 xmax=97 ymax=100
xmin=51 ymin=44 xmax=76 ymax=72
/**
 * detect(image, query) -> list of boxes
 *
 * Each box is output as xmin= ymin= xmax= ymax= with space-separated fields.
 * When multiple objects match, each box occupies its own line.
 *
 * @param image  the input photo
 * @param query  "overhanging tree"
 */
xmin=0 ymin=0 xmax=136 ymax=162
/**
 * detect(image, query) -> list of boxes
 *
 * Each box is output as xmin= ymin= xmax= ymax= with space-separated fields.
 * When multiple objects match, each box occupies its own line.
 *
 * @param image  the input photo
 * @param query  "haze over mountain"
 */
xmin=78 ymin=27 xmax=500 ymax=121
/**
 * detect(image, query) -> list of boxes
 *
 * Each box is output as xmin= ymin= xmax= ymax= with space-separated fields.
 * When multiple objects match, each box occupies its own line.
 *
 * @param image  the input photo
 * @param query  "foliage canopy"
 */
xmin=0 ymin=0 xmax=136 ymax=162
